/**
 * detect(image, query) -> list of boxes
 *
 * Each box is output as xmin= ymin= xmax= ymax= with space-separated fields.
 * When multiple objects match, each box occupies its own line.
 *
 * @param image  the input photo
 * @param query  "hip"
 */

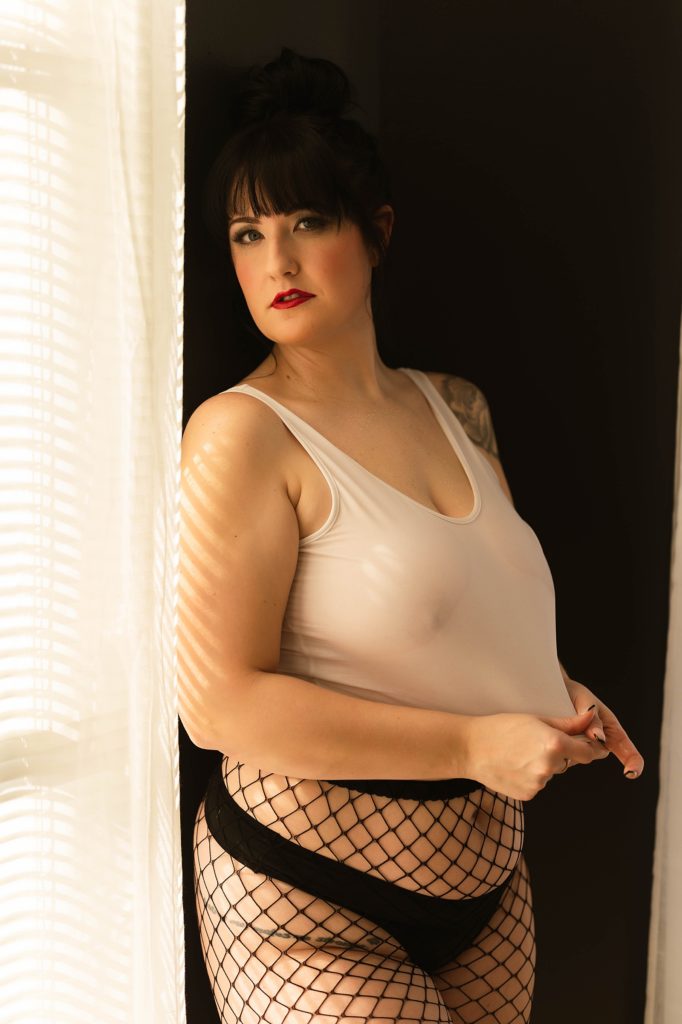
xmin=213 ymin=753 xmax=525 ymax=898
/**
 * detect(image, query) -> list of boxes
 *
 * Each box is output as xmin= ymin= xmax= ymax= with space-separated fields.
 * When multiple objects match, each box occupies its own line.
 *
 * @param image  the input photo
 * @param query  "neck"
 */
xmin=270 ymin=327 xmax=394 ymax=404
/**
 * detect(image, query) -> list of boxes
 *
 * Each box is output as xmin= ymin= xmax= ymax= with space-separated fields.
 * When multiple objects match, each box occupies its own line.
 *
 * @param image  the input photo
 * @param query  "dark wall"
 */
xmin=182 ymin=4 xmax=682 ymax=1022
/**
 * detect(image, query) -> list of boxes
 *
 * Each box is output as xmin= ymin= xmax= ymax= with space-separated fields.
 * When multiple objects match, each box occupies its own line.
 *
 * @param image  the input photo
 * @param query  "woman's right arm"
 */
xmin=177 ymin=393 xmax=608 ymax=798
xmin=177 ymin=391 xmax=474 ymax=781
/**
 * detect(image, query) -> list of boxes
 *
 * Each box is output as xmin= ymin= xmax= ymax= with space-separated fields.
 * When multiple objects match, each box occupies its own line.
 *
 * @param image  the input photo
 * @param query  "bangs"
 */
xmin=226 ymin=121 xmax=349 ymax=230
xmin=201 ymin=116 xmax=350 ymax=249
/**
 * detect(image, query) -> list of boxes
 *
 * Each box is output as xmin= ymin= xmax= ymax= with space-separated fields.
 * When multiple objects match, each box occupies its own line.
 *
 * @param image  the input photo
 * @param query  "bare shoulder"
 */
xmin=422 ymin=370 xmax=500 ymax=460
xmin=183 ymin=389 xmax=290 ymax=465
xmin=183 ymin=393 xmax=300 ymax=510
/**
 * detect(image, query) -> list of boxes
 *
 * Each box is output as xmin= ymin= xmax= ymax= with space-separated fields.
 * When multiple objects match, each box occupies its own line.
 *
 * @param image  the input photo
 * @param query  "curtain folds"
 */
xmin=0 ymin=1 xmax=186 ymax=1020
xmin=645 ymin=313 xmax=682 ymax=1024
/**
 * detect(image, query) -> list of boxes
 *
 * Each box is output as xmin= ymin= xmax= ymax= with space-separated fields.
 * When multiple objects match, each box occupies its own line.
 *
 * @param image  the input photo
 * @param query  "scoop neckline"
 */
xmin=227 ymin=366 xmax=482 ymax=525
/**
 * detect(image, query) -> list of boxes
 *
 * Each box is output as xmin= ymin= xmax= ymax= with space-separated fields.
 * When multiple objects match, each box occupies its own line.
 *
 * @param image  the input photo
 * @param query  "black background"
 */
xmin=181 ymin=3 xmax=682 ymax=1021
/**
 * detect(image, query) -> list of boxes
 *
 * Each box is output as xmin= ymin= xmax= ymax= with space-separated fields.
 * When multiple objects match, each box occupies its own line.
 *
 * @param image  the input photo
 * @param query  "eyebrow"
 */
xmin=227 ymin=215 xmax=261 ymax=227
xmin=227 ymin=210 xmax=314 ymax=228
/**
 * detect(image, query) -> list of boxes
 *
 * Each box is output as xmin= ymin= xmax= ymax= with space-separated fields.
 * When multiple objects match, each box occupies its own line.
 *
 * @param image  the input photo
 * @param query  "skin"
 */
xmin=227 ymin=196 xmax=393 ymax=400
xmin=186 ymin=194 xmax=642 ymax=1024
xmin=227 ymin=192 xmax=644 ymax=783
xmin=427 ymin=371 xmax=644 ymax=780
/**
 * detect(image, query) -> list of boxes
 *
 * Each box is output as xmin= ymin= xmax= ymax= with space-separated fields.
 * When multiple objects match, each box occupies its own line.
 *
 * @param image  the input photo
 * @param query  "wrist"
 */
xmin=449 ymin=712 xmax=478 ymax=779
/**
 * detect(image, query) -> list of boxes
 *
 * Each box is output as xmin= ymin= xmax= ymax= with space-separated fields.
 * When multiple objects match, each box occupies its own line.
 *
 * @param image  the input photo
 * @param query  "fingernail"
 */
xmin=625 ymin=769 xmax=639 ymax=778
xmin=595 ymin=730 xmax=606 ymax=742
xmin=596 ymin=737 xmax=607 ymax=745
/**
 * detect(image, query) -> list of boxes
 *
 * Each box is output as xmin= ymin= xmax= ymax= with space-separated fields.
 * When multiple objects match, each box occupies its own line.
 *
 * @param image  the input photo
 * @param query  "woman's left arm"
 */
xmin=429 ymin=370 xmax=645 ymax=781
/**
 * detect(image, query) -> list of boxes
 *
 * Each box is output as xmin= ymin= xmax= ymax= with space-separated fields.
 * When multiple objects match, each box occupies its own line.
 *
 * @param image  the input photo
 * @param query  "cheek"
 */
xmin=232 ymin=257 xmax=253 ymax=293
xmin=233 ymin=260 xmax=263 ymax=315
xmin=318 ymin=236 xmax=369 ymax=294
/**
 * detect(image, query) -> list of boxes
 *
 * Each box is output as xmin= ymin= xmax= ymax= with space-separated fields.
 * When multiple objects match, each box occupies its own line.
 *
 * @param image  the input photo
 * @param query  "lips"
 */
xmin=271 ymin=288 xmax=315 ymax=306
xmin=271 ymin=288 xmax=315 ymax=310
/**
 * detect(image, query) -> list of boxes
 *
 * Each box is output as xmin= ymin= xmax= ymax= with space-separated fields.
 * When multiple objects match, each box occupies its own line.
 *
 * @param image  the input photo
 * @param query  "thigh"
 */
xmin=430 ymin=852 xmax=536 ymax=1024
xmin=194 ymin=794 xmax=454 ymax=1024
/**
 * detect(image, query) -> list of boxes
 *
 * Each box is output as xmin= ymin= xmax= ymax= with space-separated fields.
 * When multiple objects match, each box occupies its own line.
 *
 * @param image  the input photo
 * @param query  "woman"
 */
xmin=180 ymin=47 xmax=644 ymax=1024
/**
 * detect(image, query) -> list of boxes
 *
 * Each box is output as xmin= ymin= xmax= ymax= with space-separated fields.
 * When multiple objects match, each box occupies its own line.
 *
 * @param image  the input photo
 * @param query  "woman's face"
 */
xmin=227 ymin=201 xmax=381 ymax=350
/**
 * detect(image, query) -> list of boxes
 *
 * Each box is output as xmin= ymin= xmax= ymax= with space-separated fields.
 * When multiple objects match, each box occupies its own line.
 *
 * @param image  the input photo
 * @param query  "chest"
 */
xmin=282 ymin=490 xmax=556 ymax=672
xmin=284 ymin=403 xmax=477 ymax=540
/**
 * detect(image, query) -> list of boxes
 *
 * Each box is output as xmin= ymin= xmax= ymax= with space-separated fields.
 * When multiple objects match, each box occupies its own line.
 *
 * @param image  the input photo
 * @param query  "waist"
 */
xmin=211 ymin=754 xmax=525 ymax=901
xmin=319 ymin=775 xmax=483 ymax=799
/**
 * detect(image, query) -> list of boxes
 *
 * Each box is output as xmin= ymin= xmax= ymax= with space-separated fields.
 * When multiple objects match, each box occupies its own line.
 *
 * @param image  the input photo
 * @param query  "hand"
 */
xmin=466 ymin=708 xmax=610 ymax=801
xmin=563 ymin=676 xmax=644 ymax=780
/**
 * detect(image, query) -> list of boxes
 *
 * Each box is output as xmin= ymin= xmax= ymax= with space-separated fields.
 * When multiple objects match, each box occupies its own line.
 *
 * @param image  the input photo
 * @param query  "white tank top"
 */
xmin=221 ymin=366 xmax=577 ymax=718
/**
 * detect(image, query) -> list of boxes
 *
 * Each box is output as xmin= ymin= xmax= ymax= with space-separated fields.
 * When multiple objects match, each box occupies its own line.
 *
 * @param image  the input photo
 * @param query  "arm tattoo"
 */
xmin=440 ymin=375 xmax=500 ymax=460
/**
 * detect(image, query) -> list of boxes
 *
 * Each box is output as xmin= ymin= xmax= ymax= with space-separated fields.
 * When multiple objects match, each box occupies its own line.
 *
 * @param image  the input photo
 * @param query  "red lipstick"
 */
xmin=271 ymin=288 xmax=315 ymax=309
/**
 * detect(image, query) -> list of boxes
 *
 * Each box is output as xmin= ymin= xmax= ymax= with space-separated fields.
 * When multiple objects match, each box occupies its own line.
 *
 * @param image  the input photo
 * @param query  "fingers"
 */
xmin=604 ymin=720 xmax=645 ymax=778
xmin=561 ymin=680 xmax=608 ymax=741
xmin=558 ymin=680 xmax=642 ymax=775
xmin=563 ymin=734 xmax=610 ymax=766
xmin=571 ymin=703 xmax=607 ymax=742
xmin=586 ymin=702 xmax=645 ymax=778
xmin=587 ymin=712 xmax=606 ymax=742
xmin=540 ymin=706 xmax=597 ymax=735
xmin=543 ymin=699 xmax=644 ymax=780
xmin=539 ymin=708 xmax=609 ymax=769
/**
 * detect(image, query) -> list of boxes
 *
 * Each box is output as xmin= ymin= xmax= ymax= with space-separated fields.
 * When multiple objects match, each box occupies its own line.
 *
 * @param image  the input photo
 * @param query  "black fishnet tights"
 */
xmin=193 ymin=756 xmax=535 ymax=1023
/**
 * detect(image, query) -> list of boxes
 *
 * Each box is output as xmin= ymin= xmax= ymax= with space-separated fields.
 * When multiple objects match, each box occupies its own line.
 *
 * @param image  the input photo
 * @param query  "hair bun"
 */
xmin=230 ymin=46 xmax=358 ymax=130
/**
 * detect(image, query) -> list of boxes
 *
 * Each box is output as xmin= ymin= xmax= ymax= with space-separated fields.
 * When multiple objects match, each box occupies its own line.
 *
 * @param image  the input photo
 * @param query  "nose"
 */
xmin=265 ymin=229 xmax=299 ymax=279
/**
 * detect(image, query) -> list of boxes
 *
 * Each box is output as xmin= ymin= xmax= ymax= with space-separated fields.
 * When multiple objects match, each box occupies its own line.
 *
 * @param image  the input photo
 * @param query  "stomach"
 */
xmin=220 ymin=753 xmax=524 ymax=899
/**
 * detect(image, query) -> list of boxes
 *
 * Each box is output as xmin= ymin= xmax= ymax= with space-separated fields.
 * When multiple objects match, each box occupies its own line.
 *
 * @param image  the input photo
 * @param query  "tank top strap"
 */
xmin=220 ymin=383 xmax=342 ymax=543
xmin=397 ymin=366 xmax=498 ymax=489
xmin=222 ymin=383 xmax=342 ymax=468
xmin=398 ymin=367 xmax=474 ymax=456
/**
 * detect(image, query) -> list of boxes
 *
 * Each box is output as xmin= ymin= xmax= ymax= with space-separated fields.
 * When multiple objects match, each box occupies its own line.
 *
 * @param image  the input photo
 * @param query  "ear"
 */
xmin=371 ymin=204 xmax=395 ymax=265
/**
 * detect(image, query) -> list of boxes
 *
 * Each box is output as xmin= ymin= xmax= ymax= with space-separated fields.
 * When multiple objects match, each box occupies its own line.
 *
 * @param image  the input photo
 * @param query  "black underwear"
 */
xmin=203 ymin=766 xmax=514 ymax=973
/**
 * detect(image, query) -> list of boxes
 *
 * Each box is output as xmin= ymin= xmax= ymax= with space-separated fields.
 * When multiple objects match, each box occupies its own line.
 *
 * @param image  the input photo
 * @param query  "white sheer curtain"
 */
xmin=646 ymin=314 xmax=682 ymax=1023
xmin=0 ymin=2 xmax=186 ymax=1021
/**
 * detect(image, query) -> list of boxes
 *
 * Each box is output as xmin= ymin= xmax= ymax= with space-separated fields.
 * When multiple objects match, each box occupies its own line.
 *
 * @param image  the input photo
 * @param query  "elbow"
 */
xmin=178 ymin=710 xmax=214 ymax=751
xmin=177 ymin=678 xmax=253 ymax=755
xmin=175 ymin=675 xmax=225 ymax=749
xmin=175 ymin=654 xmax=237 ymax=751
xmin=178 ymin=693 xmax=235 ymax=751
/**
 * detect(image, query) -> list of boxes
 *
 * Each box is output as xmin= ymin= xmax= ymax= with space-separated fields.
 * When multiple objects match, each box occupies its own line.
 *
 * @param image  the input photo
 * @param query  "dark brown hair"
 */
xmin=201 ymin=47 xmax=394 ymax=354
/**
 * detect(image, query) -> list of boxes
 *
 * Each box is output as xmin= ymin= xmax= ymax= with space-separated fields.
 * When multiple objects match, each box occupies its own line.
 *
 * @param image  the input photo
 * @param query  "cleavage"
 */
xmin=288 ymin=410 xmax=475 ymax=537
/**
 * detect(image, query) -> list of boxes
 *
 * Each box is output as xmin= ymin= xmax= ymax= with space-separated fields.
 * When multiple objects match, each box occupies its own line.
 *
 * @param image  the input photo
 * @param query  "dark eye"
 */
xmin=298 ymin=216 xmax=326 ymax=231
xmin=230 ymin=215 xmax=327 ymax=246
xmin=231 ymin=227 xmax=261 ymax=245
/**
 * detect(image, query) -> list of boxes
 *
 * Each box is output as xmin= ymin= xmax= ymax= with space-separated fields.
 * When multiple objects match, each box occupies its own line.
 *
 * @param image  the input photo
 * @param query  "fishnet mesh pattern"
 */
xmin=193 ymin=755 xmax=535 ymax=1023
